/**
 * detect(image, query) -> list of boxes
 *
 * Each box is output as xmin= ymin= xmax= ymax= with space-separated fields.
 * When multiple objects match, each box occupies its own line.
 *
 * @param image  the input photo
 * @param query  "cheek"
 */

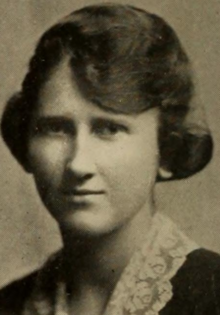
xmin=28 ymin=138 xmax=68 ymax=183
xmin=96 ymin=136 xmax=159 ymax=197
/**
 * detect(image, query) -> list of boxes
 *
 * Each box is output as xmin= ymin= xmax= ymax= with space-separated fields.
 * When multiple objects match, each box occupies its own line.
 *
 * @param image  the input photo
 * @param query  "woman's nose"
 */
xmin=66 ymin=133 xmax=95 ymax=180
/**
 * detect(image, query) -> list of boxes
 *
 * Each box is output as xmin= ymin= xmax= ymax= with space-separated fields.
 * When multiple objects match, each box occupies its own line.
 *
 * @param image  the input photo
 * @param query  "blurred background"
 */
xmin=0 ymin=0 xmax=220 ymax=287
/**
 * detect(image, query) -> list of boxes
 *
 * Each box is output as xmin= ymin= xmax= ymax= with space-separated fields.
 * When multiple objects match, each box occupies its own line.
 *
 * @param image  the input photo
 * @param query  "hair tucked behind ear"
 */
xmin=158 ymin=108 xmax=213 ymax=180
xmin=1 ymin=3 xmax=213 ymax=179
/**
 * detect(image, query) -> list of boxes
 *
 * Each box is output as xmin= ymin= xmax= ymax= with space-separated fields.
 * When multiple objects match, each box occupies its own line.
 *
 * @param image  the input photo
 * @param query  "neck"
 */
xmin=60 ymin=200 xmax=155 ymax=292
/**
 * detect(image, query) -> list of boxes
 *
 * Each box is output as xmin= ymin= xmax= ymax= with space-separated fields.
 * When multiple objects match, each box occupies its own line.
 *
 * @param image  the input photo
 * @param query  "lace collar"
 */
xmin=23 ymin=213 xmax=198 ymax=315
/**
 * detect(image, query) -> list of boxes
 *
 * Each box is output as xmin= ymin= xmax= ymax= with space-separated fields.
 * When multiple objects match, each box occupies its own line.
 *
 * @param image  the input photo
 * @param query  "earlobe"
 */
xmin=158 ymin=167 xmax=173 ymax=180
xmin=22 ymin=158 xmax=33 ymax=174
xmin=24 ymin=165 xmax=32 ymax=174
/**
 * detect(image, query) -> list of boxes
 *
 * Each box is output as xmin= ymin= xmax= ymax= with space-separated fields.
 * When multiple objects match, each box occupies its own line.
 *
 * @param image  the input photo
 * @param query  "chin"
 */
xmin=57 ymin=211 xmax=117 ymax=238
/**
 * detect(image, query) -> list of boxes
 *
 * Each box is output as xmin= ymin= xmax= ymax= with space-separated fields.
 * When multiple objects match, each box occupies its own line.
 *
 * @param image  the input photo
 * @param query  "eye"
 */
xmin=93 ymin=120 xmax=128 ymax=139
xmin=33 ymin=119 xmax=75 ymax=137
xmin=35 ymin=123 xmax=65 ymax=136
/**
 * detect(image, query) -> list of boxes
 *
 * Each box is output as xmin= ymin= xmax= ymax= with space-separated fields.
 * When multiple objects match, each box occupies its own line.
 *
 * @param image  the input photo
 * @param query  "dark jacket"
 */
xmin=0 ymin=249 xmax=220 ymax=314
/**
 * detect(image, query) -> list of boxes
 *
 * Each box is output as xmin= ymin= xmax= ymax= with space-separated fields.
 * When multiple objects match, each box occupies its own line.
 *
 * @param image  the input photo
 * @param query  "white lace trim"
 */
xmin=104 ymin=213 xmax=198 ymax=315
xmin=23 ymin=213 xmax=199 ymax=315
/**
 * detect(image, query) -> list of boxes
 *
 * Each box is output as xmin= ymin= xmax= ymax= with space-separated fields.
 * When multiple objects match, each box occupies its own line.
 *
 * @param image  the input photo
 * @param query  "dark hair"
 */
xmin=1 ymin=3 xmax=213 ymax=180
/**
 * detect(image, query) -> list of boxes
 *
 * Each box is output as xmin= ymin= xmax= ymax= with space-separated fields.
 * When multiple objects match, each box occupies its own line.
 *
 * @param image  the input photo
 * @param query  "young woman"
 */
xmin=0 ymin=3 xmax=219 ymax=315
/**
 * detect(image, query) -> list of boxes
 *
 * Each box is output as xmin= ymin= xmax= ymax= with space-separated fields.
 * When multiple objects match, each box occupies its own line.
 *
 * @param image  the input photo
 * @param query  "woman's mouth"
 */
xmin=61 ymin=189 xmax=105 ymax=206
xmin=72 ymin=189 xmax=105 ymax=196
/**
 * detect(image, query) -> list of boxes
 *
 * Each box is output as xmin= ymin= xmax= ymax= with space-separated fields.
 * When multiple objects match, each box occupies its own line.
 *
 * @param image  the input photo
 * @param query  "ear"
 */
xmin=21 ymin=154 xmax=33 ymax=174
xmin=24 ymin=164 xmax=33 ymax=174
xmin=158 ymin=167 xmax=173 ymax=180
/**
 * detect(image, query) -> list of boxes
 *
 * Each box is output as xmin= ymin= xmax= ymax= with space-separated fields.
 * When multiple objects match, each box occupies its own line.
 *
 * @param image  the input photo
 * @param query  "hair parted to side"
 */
xmin=1 ymin=3 xmax=213 ymax=180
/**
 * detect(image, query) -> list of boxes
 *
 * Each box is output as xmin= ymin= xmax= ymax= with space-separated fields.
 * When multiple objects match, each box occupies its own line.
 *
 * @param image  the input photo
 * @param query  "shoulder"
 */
xmin=162 ymin=248 xmax=220 ymax=315
xmin=174 ymin=247 xmax=220 ymax=283
xmin=0 ymin=251 xmax=61 ymax=315
xmin=173 ymin=248 xmax=220 ymax=293
xmin=0 ymin=271 xmax=37 ymax=314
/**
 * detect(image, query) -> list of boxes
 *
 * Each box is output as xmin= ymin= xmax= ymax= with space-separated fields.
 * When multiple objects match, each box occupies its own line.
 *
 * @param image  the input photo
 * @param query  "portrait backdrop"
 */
xmin=0 ymin=0 xmax=219 ymax=287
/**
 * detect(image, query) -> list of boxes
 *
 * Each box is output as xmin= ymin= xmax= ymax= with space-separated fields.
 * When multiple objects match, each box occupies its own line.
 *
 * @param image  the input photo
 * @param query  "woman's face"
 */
xmin=28 ymin=59 xmax=159 ymax=237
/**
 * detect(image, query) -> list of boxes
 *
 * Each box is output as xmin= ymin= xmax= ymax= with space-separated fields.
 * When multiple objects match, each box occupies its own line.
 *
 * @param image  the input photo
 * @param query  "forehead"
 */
xmin=39 ymin=57 xmax=81 ymax=110
xmin=36 ymin=58 xmax=159 ymax=128
xmin=38 ymin=51 xmax=154 ymax=115
xmin=37 ymin=58 xmax=117 ymax=118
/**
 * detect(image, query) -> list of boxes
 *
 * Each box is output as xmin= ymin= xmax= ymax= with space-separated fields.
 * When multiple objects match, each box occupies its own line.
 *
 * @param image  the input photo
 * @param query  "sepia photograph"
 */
xmin=0 ymin=0 xmax=220 ymax=314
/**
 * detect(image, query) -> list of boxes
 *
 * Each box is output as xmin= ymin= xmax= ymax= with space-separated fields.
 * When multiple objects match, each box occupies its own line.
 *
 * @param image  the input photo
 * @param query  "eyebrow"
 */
xmin=35 ymin=115 xmax=131 ymax=126
xmin=90 ymin=115 xmax=132 ymax=127
xmin=33 ymin=116 xmax=73 ymax=125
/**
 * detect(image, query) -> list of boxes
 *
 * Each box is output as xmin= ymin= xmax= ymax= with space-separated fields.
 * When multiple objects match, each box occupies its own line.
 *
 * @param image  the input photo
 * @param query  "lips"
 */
xmin=61 ymin=188 xmax=105 ymax=207
xmin=62 ymin=189 xmax=105 ymax=196
xmin=72 ymin=189 xmax=105 ymax=196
